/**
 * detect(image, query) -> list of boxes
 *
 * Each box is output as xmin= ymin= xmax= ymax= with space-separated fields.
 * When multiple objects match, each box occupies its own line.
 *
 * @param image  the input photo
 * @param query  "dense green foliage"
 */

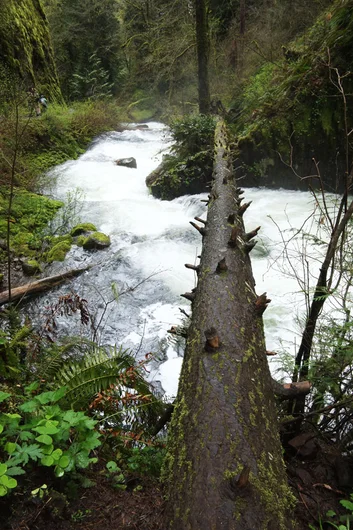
xmin=148 ymin=114 xmax=216 ymax=199
xmin=231 ymin=0 xmax=353 ymax=191
xmin=0 ymin=386 xmax=100 ymax=496
xmin=43 ymin=0 xmax=123 ymax=100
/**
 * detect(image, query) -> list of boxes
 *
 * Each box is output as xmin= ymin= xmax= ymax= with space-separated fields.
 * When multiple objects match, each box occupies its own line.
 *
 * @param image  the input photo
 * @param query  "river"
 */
xmin=29 ymin=122 xmax=325 ymax=398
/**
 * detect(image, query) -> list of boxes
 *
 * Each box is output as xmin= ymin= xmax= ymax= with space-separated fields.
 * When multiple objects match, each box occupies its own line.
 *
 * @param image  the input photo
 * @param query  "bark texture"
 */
xmin=163 ymin=121 xmax=295 ymax=530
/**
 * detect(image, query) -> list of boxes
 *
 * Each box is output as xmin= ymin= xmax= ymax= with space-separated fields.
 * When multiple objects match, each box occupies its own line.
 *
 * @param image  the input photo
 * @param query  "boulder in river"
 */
xmin=126 ymin=124 xmax=149 ymax=130
xmin=146 ymin=163 xmax=163 ymax=187
xmin=115 ymin=157 xmax=137 ymax=169
xmin=82 ymin=231 xmax=111 ymax=250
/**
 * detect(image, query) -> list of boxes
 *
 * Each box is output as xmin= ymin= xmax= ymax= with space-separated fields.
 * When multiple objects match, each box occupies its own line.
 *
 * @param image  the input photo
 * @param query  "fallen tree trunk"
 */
xmin=0 ymin=266 xmax=90 ymax=306
xmin=163 ymin=121 xmax=295 ymax=529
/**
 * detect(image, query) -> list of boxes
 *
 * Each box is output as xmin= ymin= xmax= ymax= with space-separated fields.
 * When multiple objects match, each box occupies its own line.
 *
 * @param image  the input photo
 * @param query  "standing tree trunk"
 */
xmin=163 ymin=121 xmax=295 ymax=530
xmin=195 ymin=0 xmax=210 ymax=114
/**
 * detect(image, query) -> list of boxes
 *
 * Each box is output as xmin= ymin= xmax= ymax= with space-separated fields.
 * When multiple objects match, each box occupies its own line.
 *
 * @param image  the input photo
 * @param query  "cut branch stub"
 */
xmin=272 ymin=380 xmax=311 ymax=400
xmin=181 ymin=292 xmax=196 ymax=302
xmin=201 ymin=199 xmax=209 ymax=204
xmin=245 ymin=226 xmax=261 ymax=241
xmin=238 ymin=201 xmax=252 ymax=216
xmin=237 ymin=188 xmax=245 ymax=196
xmin=255 ymin=292 xmax=271 ymax=315
xmin=243 ymin=240 xmax=257 ymax=254
xmin=234 ymin=465 xmax=250 ymax=489
xmin=216 ymin=257 xmax=228 ymax=274
xmin=190 ymin=221 xmax=206 ymax=236
xmin=204 ymin=327 xmax=220 ymax=351
xmin=185 ymin=263 xmax=200 ymax=274
xmin=168 ymin=326 xmax=188 ymax=339
xmin=194 ymin=216 xmax=207 ymax=225
xmin=228 ymin=226 xmax=241 ymax=248
xmin=227 ymin=213 xmax=235 ymax=224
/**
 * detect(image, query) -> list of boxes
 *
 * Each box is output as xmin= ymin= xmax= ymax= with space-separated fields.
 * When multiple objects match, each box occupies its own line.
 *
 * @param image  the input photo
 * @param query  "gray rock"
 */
xmin=115 ymin=157 xmax=137 ymax=169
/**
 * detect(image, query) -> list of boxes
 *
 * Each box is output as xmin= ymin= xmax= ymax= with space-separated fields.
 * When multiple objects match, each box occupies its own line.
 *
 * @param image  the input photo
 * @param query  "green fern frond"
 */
xmin=39 ymin=338 xmax=94 ymax=380
xmin=54 ymin=345 xmax=148 ymax=407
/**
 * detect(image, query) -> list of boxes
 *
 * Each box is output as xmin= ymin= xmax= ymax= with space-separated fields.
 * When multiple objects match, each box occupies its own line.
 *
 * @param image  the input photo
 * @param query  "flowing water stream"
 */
xmin=28 ymin=123 xmax=324 ymax=398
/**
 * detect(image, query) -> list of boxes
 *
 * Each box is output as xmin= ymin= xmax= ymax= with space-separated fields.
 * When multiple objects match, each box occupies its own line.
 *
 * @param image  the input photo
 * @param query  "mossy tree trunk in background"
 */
xmin=195 ymin=0 xmax=210 ymax=114
xmin=163 ymin=121 xmax=295 ymax=530
xmin=0 ymin=0 xmax=62 ymax=101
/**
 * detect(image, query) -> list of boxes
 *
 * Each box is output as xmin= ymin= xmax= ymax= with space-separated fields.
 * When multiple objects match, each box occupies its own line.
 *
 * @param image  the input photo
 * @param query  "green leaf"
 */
xmin=41 ymin=456 xmax=54 ymax=467
xmin=35 ymin=434 xmax=53 ymax=446
xmin=51 ymin=449 xmax=63 ymax=462
xmin=41 ymin=444 xmax=54 ymax=455
xmin=34 ymin=424 xmax=60 ymax=435
xmin=81 ymin=432 xmax=101 ymax=451
xmin=5 ymin=443 xmax=16 ymax=454
xmin=19 ymin=400 xmax=39 ymax=413
xmin=52 ymin=387 xmax=67 ymax=402
xmin=327 ymin=510 xmax=337 ymax=517
xmin=58 ymin=455 xmax=70 ymax=468
xmin=0 ymin=392 xmax=11 ymax=403
xmin=0 ymin=484 xmax=7 ymax=496
xmin=106 ymin=461 xmax=119 ymax=473
xmin=75 ymin=452 xmax=91 ymax=469
xmin=0 ymin=425 xmax=3 ymax=434
xmin=54 ymin=465 xmax=65 ymax=478
xmin=21 ymin=443 xmax=43 ymax=462
xmin=34 ymin=391 xmax=55 ymax=405
xmin=0 ymin=464 xmax=7 ymax=477
xmin=19 ymin=431 xmax=34 ymax=441
xmin=0 ymin=474 xmax=17 ymax=488
xmin=24 ymin=382 xmax=39 ymax=394
xmin=341 ymin=500 xmax=353 ymax=512
xmin=5 ymin=466 xmax=25 ymax=476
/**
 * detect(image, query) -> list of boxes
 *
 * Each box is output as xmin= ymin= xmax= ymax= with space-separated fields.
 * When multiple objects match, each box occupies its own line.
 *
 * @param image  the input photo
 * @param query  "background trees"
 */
xmin=43 ymin=0 xmax=123 ymax=100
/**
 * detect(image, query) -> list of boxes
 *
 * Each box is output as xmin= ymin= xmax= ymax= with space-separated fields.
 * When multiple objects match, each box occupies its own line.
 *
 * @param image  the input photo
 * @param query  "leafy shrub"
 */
xmin=0 ymin=385 xmax=101 ymax=496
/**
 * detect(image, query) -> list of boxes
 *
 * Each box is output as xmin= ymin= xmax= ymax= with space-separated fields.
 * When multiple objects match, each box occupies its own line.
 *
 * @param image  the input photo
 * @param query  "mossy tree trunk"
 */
xmin=0 ymin=0 xmax=62 ymax=101
xmin=163 ymin=120 xmax=295 ymax=530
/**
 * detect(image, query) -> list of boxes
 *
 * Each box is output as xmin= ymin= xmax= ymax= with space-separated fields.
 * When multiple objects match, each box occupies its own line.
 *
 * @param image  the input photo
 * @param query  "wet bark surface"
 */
xmin=163 ymin=121 xmax=295 ymax=530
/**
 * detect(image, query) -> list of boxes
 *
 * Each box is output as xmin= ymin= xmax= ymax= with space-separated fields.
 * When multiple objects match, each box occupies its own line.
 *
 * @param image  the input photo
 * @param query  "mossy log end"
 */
xmin=0 ymin=266 xmax=90 ymax=306
xmin=163 ymin=121 xmax=295 ymax=530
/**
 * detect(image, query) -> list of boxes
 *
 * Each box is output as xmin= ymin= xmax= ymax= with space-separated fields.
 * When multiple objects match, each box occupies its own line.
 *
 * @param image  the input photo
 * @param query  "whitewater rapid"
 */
xmin=34 ymin=123 xmax=324 ymax=398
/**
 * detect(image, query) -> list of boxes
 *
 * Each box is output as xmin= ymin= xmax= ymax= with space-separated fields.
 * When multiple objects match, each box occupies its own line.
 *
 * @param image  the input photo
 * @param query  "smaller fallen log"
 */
xmin=0 ymin=266 xmax=90 ymax=306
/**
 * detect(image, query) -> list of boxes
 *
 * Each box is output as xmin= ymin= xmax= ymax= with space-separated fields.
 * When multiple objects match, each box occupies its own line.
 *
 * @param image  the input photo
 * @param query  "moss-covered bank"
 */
xmin=230 ymin=0 xmax=353 ymax=192
xmin=0 ymin=101 xmax=122 ymax=279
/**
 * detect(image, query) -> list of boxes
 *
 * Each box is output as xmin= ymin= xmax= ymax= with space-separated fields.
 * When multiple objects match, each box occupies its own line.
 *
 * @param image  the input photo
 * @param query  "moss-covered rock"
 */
xmin=147 ymin=115 xmax=216 ymax=200
xmin=22 ymin=259 xmax=42 ymax=275
xmin=82 ymin=231 xmax=111 ymax=250
xmin=70 ymin=223 xmax=97 ymax=236
xmin=46 ymin=240 xmax=72 ymax=262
